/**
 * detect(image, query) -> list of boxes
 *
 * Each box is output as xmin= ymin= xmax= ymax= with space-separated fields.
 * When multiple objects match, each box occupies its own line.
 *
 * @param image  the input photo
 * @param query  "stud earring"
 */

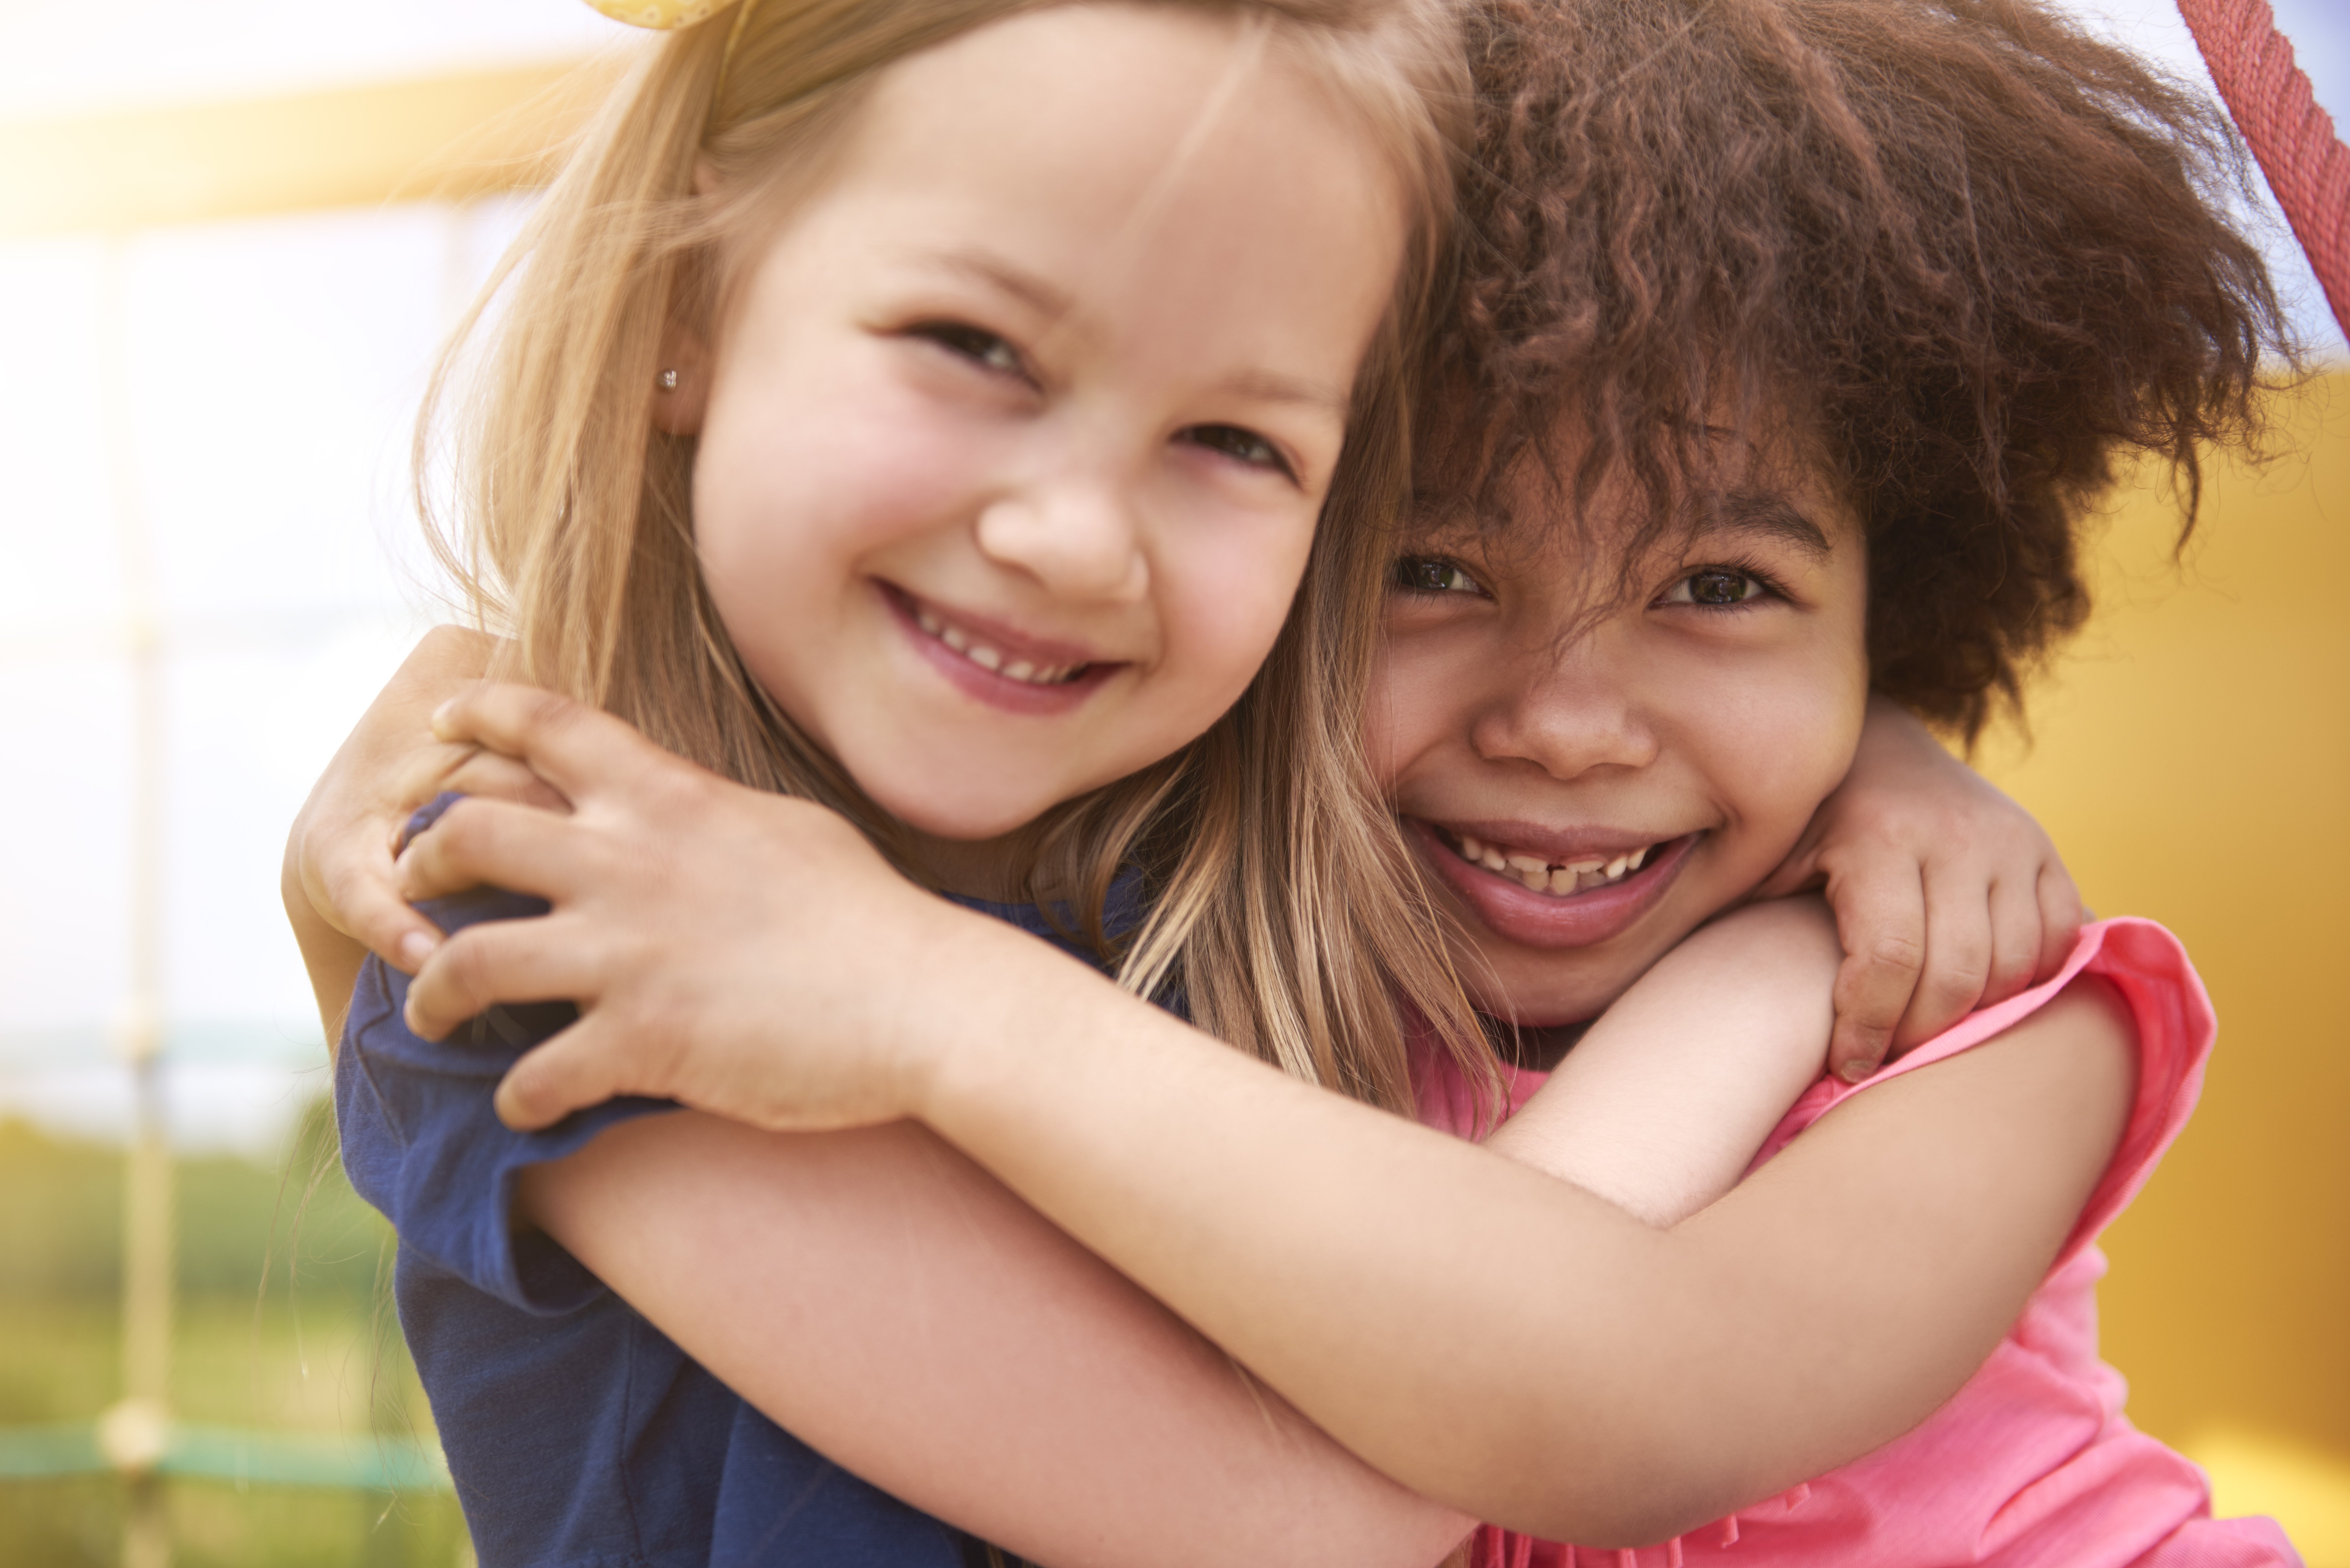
xmin=657 ymin=368 xmax=680 ymax=391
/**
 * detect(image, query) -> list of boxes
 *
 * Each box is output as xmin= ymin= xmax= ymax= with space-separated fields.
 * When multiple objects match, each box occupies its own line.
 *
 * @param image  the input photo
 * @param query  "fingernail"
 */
xmin=398 ymin=930 xmax=438 ymax=970
xmin=429 ymin=699 xmax=457 ymax=739
xmin=1837 ymin=1058 xmax=1875 ymax=1083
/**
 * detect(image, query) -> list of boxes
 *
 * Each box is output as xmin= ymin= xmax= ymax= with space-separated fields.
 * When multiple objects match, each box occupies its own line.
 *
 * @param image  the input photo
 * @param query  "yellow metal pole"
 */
xmin=94 ymin=234 xmax=173 ymax=1568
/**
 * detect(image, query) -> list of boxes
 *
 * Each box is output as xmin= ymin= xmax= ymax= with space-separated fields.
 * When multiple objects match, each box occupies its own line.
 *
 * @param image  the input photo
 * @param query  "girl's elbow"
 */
xmin=1240 ymin=1491 xmax=1473 ymax=1568
xmin=1487 ymin=1424 xmax=1760 ymax=1550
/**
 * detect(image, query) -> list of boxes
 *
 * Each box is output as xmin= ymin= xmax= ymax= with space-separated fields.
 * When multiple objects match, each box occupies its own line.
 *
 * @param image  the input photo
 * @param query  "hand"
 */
xmin=284 ymin=626 xmax=553 ymax=972
xmin=396 ymin=684 xmax=1000 ymax=1134
xmin=1755 ymin=695 xmax=2083 ymax=1081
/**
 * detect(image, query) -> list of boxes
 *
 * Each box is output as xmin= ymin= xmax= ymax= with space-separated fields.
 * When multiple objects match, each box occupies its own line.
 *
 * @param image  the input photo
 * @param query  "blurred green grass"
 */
xmin=0 ymin=1102 xmax=473 ymax=1566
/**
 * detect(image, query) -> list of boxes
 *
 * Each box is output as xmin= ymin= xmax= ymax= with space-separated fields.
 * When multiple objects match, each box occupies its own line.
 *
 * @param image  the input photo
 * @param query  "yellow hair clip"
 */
xmin=582 ymin=1 xmax=742 ymax=25
xmin=584 ymin=0 xmax=762 ymax=101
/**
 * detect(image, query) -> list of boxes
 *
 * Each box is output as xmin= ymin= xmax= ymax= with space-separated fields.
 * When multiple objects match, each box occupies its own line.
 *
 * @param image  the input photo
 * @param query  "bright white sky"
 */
xmin=0 ymin=0 xmax=2340 ymax=1156
xmin=0 ymin=0 xmax=629 ymax=118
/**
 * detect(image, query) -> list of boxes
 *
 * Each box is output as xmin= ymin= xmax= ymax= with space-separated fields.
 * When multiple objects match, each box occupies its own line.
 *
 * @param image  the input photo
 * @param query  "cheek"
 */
xmin=1707 ymin=651 xmax=1869 ymax=847
xmin=1154 ymin=515 xmax=1317 ymax=708
xmin=695 ymin=348 xmax=986 ymax=586
xmin=1362 ymin=624 xmax=1459 ymax=789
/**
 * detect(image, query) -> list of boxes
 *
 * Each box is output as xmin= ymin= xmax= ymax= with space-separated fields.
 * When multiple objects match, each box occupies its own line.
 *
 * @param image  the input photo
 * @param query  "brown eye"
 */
xmin=1686 ymin=569 xmax=1758 ymax=605
xmin=1393 ymin=557 xmax=1482 ymax=595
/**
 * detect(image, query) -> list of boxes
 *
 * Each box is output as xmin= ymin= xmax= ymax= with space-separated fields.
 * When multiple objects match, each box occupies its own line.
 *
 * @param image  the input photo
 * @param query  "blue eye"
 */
xmin=1393 ymin=556 xmax=1484 ymax=595
xmin=1181 ymin=424 xmax=1292 ymax=478
xmin=913 ymin=321 xmax=1024 ymax=376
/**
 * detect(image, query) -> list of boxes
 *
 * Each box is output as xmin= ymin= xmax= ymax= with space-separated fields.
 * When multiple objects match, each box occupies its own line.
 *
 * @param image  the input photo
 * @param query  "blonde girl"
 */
xmin=311 ymin=0 xmax=1508 ymax=1560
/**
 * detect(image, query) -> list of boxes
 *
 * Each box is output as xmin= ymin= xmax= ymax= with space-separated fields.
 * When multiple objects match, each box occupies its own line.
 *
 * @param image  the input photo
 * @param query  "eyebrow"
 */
xmin=917 ymin=247 xmax=1352 ymax=418
xmin=919 ymin=246 xmax=1076 ymax=320
xmin=1693 ymin=489 xmax=1835 ymax=560
xmin=1218 ymin=368 xmax=1351 ymax=417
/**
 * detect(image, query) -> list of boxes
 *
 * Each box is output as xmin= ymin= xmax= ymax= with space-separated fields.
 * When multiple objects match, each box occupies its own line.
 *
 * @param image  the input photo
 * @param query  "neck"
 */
xmin=901 ymin=825 xmax=1035 ymax=904
xmin=1499 ymin=1018 xmax=1592 ymax=1073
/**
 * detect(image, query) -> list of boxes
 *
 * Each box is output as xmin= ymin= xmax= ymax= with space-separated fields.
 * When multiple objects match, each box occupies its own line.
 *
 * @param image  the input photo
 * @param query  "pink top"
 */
xmin=1413 ymin=917 xmax=2301 ymax=1568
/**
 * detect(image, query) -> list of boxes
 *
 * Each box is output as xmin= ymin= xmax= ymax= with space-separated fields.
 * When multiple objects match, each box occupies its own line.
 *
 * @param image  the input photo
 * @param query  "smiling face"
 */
xmin=681 ymin=3 xmax=1405 ymax=887
xmin=1366 ymin=453 xmax=1872 ymax=1027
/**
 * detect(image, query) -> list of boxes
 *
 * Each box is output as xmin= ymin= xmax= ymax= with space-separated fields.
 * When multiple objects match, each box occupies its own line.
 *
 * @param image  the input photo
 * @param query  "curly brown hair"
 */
xmin=1432 ymin=0 xmax=2293 ymax=740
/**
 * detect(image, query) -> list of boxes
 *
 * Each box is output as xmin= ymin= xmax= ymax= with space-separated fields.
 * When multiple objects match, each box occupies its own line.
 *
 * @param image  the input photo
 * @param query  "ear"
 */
xmin=654 ymin=160 xmax=725 ymax=434
xmin=651 ymin=315 xmax=712 ymax=435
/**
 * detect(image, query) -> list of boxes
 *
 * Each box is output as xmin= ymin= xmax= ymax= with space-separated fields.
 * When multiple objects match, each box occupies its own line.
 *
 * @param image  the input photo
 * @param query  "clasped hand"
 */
xmin=392 ymin=685 xmax=991 ymax=1134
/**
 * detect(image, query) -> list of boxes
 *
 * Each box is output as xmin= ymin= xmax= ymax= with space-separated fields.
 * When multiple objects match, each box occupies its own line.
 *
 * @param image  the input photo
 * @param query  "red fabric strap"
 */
xmin=2177 ymin=0 xmax=2350 ymax=339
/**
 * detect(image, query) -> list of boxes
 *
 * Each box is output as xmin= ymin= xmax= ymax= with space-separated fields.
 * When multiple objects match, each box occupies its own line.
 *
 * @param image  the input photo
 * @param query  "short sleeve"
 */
xmin=334 ymin=838 xmax=680 ymax=1316
xmin=1749 ymin=917 xmax=2213 ymax=1266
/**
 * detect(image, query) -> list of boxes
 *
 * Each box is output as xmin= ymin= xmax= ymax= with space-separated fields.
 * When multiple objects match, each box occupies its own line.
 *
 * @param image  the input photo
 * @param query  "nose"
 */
xmin=1468 ymin=633 xmax=1660 ymax=781
xmin=973 ymin=474 xmax=1150 ymax=605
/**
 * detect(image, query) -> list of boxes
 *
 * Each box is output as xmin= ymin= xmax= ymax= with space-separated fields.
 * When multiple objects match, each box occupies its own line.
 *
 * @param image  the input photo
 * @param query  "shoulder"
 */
xmin=337 ymin=933 xmax=678 ymax=1315
xmin=1759 ymin=918 xmax=2210 ymax=1260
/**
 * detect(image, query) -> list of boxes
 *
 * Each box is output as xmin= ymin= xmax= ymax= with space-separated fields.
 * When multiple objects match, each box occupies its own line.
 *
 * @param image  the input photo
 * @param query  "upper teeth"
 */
xmin=915 ymin=604 xmax=1082 ymax=686
xmin=1454 ymin=833 xmax=1657 ymax=896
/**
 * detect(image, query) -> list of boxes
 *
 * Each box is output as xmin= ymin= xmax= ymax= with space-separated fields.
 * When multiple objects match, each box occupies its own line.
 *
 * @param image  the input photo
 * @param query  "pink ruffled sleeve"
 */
xmin=1748 ymin=916 xmax=2214 ymax=1264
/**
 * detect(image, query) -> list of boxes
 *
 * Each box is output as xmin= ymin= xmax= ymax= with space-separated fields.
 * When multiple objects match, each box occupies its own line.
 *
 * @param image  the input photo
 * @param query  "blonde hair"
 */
xmin=418 ymin=0 xmax=1492 ymax=1114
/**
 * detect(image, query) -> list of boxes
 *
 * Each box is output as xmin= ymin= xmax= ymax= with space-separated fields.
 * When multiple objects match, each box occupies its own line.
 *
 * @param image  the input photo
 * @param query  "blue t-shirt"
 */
xmin=336 ymin=796 xmax=1142 ymax=1568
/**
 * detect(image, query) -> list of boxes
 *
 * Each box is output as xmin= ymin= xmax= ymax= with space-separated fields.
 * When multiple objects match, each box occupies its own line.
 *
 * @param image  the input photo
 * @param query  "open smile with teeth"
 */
xmin=1447 ymin=830 xmax=1659 ymax=897
xmin=912 ymin=602 xmax=1091 ymax=686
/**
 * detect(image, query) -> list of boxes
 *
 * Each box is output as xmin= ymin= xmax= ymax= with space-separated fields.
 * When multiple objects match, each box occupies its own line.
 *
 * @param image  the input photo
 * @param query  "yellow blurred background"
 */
xmin=1978 ymin=377 xmax=2350 ymax=1562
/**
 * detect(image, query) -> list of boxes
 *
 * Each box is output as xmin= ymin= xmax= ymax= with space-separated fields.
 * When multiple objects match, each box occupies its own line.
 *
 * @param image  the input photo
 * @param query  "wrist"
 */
xmin=902 ymin=906 xmax=1133 ymax=1144
xmin=883 ymin=895 xmax=1035 ymax=1127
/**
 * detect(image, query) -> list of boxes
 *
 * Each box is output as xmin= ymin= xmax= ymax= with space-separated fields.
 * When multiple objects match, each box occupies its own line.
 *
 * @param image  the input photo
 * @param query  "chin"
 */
xmin=871 ymin=778 xmax=1070 ymax=845
xmin=1458 ymin=908 xmax=1696 ymax=1029
xmin=1469 ymin=969 xmax=1631 ymax=1030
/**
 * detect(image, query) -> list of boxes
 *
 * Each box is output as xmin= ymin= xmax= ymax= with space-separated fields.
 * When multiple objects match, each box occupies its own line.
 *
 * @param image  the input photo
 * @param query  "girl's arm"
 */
xmin=895 ymin=928 xmax=2130 ymax=1545
xmin=515 ymin=900 xmax=1844 ymax=1561
xmin=288 ymin=650 xmax=1472 ymax=1564
xmin=1490 ymin=896 xmax=1841 ymax=1224
xmin=519 ymin=1115 xmax=1478 ymax=1568
xmin=401 ymin=687 xmax=2133 ymax=1547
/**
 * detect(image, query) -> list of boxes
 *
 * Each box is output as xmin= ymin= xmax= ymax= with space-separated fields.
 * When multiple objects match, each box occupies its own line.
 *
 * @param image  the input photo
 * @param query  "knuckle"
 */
xmin=1920 ymin=959 xmax=1989 ymax=1008
xmin=1861 ymin=932 xmax=1927 ymax=975
xmin=1987 ymin=943 xmax=2036 ymax=985
xmin=434 ymin=799 xmax=500 ymax=862
xmin=1831 ymin=965 xmax=1900 ymax=1021
xmin=1915 ymin=966 xmax=1986 ymax=1018
xmin=1834 ymin=999 xmax=1897 ymax=1043
xmin=1932 ymin=938 xmax=1992 ymax=983
xmin=438 ymin=934 xmax=499 ymax=1013
xmin=520 ymin=686 xmax=582 ymax=736
xmin=640 ymin=767 xmax=700 ymax=819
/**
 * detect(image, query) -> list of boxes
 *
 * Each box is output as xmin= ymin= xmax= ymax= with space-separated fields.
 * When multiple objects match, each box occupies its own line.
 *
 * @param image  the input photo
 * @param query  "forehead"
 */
xmin=838 ymin=7 xmax=1401 ymax=267
xmin=1410 ymin=404 xmax=1852 ymax=564
xmin=770 ymin=4 xmax=1406 ymax=381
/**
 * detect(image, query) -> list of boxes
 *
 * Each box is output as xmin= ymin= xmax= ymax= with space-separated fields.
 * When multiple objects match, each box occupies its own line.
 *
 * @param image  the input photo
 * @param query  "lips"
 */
xmin=883 ymin=583 xmax=1121 ymax=715
xmin=1407 ymin=817 xmax=1699 ymax=950
xmin=1449 ymin=829 xmax=1659 ymax=896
